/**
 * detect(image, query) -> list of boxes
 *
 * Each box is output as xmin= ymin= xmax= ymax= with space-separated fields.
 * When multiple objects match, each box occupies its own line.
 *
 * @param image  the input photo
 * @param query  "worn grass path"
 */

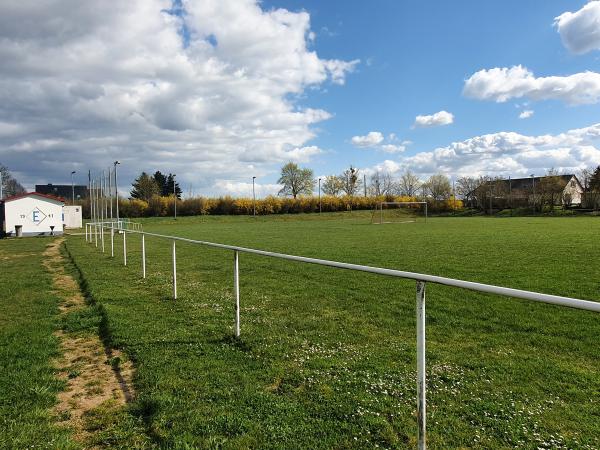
xmin=0 ymin=237 xmax=148 ymax=449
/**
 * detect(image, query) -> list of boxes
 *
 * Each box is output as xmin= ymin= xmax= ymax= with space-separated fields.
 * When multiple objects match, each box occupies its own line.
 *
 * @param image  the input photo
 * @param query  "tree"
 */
xmin=277 ymin=162 xmax=314 ymax=198
xmin=590 ymin=166 xmax=600 ymax=192
xmin=341 ymin=166 xmax=362 ymax=195
xmin=0 ymin=165 xmax=26 ymax=198
xmin=165 ymin=173 xmax=182 ymax=199
xmin=153 ymin=171 xmax=181 ymax=198
xmin=369 ymin=171 xmax=395 ymax=196
xmin=398 ymin=169 xmax=421 ymax=196
xmin=424 ymin=173 xmax=451 ymax=200
xmin=322 ymin=175 xmax=345 ymax=196
xmin=131 ymin=172 xmax=160 ymax=201
xmin=538 ymin=169 xmax=564 ymax=210
xmin=456 ymin=176 xmax=480 ymax=205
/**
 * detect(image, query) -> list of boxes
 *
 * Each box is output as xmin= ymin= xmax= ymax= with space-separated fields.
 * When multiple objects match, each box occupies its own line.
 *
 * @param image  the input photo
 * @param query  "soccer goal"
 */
xmin=371 ymin=201 xmax=428 ymax=224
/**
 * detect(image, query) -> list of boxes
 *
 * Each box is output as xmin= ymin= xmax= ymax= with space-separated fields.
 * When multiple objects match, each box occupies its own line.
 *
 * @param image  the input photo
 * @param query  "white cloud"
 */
xmin=413 ymin=110 xmax=454 ymax=128
xmin=351 ymin=131 xmax=385 ymax=147
xmin=555 ymin=1 xmax=600 ymax=54
xmin=0 ymin=0 xmax=357 ymax=194
xmin=519 ymin=110 xmax=534 ymax=119
xmin=369 ymin=123 xmax=600 ymax=179
xmin=380 ymin=144 xmax=406 ymax=153
xmin=351 ymin=131 xmax=406 ymax=153
xmin=464 ymin=65 xmax=600 ymax=105
xmin=213 ymin=180 xmax=282 ymax=197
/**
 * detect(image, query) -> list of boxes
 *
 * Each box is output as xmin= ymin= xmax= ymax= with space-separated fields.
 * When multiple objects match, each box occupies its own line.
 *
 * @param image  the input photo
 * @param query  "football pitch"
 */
xmin=3 ymin=213 xmax=600 ymax=448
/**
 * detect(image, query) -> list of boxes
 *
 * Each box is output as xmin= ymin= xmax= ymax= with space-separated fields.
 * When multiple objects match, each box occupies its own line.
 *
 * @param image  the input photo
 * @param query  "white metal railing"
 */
xmin=84 ymin=222 xmax=600 ymax=449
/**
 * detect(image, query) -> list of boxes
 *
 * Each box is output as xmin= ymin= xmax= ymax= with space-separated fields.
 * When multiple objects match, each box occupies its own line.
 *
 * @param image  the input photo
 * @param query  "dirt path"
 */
xmin=43 ymin=238 xmax=135 ymax=445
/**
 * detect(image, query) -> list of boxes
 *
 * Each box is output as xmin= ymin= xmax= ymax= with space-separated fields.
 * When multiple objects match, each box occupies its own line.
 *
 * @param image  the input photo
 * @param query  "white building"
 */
xmin=1 ymin=193 xmax=65 ymax=237
xmin=63 ymin=205 xmax=83 ymax=229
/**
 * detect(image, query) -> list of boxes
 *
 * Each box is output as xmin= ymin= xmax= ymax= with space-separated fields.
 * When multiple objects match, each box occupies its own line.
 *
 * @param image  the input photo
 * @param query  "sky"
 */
xmin=1 ymin=0 xmax=599 ymax=197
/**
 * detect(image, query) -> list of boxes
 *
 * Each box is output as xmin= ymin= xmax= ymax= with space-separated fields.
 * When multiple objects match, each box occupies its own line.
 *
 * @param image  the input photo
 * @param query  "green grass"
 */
xmin=65 ymin=213 xmax=600 ymax=448
xmin=0 ymin=238 xmax=77 ymax=449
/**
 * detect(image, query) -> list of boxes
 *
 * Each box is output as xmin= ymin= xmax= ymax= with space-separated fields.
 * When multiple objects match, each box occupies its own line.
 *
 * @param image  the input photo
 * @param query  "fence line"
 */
xmin=84 ymin=220 xmax=600 ymax=450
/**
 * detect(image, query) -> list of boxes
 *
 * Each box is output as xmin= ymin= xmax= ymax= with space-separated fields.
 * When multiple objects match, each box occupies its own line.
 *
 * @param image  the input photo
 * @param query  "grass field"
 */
xmin=3 ymin=213 xmax=599 ymax=448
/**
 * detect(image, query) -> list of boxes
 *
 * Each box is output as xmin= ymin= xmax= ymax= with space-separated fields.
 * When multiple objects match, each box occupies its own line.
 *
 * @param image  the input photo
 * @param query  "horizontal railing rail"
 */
xmin=84 ymin=220 xmax=600 ymax=449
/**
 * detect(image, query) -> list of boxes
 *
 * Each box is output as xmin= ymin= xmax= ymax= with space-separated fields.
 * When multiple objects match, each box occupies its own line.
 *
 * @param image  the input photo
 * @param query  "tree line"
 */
xmin=277 ymin=162 xmax=600 ymax=211
xmin=278 ymin=162 xmax=453 ymax=200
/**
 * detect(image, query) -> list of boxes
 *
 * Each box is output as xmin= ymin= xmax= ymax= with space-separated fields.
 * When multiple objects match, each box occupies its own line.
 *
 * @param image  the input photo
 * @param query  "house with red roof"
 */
xmin=1 ymin=192 xmax=65 ymax=237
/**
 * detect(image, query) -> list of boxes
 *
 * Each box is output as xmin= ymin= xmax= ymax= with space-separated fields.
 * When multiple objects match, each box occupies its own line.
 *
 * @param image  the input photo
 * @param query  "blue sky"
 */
xmin=0 ymin=0 xmax=599 ymax=195
xmin=262 ymin=0 xmax=599 ymax=180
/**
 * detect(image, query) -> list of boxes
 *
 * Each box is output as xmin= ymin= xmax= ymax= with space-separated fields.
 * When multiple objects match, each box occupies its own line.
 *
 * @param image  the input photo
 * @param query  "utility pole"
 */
xmin=252 ymin=176 xmax=256 ymax=217
xmin=0 ymin=171 xmax=3 ymax=200
xmin=363 ymin=174 xmax=367 ymax=197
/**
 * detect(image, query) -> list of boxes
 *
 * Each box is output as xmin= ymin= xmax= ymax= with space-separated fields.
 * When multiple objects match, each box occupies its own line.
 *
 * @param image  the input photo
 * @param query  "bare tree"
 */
xmin=538 ymin=168 xmax=564 ymax=210
xmin=456 ymin=176 xmax=480 ymax=205
xmin=341 ymin=166 xmax=362 ymax=195
xmin=369 ymin=171 xmax=395 ymax=196
xmin=322 ymin=175 xmax=345 ymax=196
xmin=424 ymin=173 xmax=451 ymax=200
xmin=0 ymin=164 xmax=26 ymax=198
xmin=398 ymin=169 xmax=421 ymax=196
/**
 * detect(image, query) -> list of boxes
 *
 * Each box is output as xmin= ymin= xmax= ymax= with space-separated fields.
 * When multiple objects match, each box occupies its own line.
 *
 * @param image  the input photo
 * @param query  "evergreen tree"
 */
xmin=152 ymin=171 xmax=167 ymax=195
xmin=165 ymin=173 xmax=182 ymax=199
xmin=130 ymin=172 xmax=160 ymax=201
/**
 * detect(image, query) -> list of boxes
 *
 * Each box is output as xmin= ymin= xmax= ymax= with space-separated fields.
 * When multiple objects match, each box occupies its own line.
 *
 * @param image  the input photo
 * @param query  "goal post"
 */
xmin=371 ymin=201 xmax=428 ymax=224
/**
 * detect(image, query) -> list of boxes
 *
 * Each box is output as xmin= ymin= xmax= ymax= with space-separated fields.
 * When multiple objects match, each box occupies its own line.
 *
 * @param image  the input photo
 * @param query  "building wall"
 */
xmin=63 ymin=205 xmax=83 ymax=228
xmin=3 ymin=196 xmax=64 ymax=236
xmin=562 ymin=176 xmax=583 ymax=205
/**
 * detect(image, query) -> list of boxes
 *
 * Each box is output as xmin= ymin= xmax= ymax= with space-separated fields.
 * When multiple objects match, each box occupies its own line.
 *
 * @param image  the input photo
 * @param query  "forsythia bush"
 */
xmin=85 ymin=194 xmax=464 ymax=218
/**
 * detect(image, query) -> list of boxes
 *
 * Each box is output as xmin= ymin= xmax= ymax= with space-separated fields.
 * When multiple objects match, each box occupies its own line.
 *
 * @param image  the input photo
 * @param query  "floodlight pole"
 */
xmin=531 ymin=174 xmax=535 ymax=213
xmin=114 ymin=161 xmax=120 ymax=225
xmin=70 ymin=171 xmax=76 ymax=204
xmin=108 ymin=166 xmax=113 ymax=220
xmin=489 ymin=178 xmax=493 ymax=215
xmin=318 ymin=178 xmax=321 ymax=214
xmin=252 ymin=176 xmax=256 ymax=217
xmin=173 ymin=175 xmax=177 ymax=220
xmin=0 ymin=171 xmax=3 ymax=199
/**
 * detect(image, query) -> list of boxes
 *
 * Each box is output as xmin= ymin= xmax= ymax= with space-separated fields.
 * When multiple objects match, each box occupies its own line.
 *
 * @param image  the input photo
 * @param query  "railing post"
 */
xmin=123 ymin=231 xmax=127 ymax=266
xmin=95 ymin=224 xmax=98 ymax=247
xmin=142 ymin=234 xmax=146 ymax=279
xmin=85 ymin=223 xmax=88 ymax=242
xmin=111 ymin=226 xmax=114 ymax=257
xmin=416 ymin=280 xmax=427 ymax=450
xmin=172 ymin=240 xmax=177 ymax=299
xmin=101 ymin=225 xmax=105 ymax=253
xmin=234 ymin=250 xmax=240 ymax=337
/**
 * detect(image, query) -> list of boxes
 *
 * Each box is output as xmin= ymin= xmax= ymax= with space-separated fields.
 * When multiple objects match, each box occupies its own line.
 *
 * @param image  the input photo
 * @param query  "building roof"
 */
xmin=1 ymin=192 xmax=65 ymax=204
xmin=500 ymin=174 xmax=577 ymax=191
